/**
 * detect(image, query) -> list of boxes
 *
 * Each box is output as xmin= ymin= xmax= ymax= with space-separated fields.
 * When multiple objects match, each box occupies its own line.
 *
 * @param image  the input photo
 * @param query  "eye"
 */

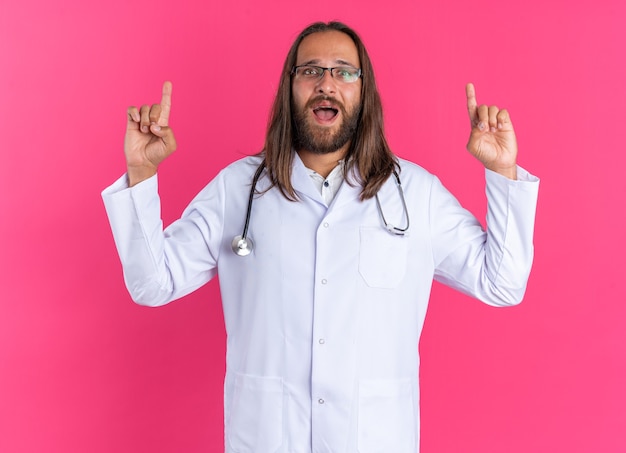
xmin=336 ymin=68 xmax=351 ymax=78
xmin=302 ymin=66 xmax=321 ymax=77
xmin=334 ymin=67 xmax=358 ymax=82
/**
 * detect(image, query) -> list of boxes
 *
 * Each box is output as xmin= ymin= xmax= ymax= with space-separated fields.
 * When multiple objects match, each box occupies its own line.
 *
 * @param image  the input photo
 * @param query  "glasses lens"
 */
xmin=294 ymin=66 xmax=361 ymax=83
xmin=332 ymin=67 xmax=360 ymax=83
xmin=297 ymin=66 xmax=323 ymax=78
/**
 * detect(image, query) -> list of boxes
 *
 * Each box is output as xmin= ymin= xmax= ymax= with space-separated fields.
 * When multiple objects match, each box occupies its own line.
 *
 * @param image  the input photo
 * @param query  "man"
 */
xmin=103 ymin=21 xmax=538 ymax=453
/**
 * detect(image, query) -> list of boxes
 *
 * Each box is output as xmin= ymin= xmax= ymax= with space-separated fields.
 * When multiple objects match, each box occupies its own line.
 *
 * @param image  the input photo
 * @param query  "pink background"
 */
xmin=1 ymin=0 xmax=625 ymax=452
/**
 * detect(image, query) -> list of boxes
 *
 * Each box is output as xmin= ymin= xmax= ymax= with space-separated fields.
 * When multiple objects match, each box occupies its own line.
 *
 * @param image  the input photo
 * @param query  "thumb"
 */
xmin=150 ymin=123 xmax=177 ymax=151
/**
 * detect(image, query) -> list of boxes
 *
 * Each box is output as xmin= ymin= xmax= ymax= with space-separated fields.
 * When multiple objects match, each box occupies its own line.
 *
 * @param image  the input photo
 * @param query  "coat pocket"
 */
xmin=357 ymin=378 xmax=417 ymax=453
xmin=359 ymin=227 xmax=408 ymax=288
xmin=227 ymin=373 xmax=284 ymax=453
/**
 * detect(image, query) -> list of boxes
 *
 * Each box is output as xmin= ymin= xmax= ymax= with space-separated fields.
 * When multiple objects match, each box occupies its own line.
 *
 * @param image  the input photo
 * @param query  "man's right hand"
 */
xmin=124 ymin=81 xmax=177 ymax=187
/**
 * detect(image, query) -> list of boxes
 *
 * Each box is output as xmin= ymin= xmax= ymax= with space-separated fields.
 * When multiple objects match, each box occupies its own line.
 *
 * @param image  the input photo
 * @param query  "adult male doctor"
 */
xmin=103 ymin=21 xmax=538 ymax=453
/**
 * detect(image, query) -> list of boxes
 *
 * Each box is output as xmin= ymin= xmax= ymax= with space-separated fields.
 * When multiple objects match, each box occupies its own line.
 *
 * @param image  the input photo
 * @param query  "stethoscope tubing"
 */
xmin=232 ymin=162 xmax=409 ymax=256
xmin=231 ymin=161 xmax=266 ymax=256
xmin=375 ymin=170 xmax=409 ymax=235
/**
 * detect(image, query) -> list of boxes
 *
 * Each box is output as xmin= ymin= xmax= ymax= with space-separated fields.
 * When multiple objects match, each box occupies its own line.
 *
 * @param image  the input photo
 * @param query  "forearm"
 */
xmin=481 ymin=166 xmax=539 ymax=304
xmin=432 ymin=166 xmax=539 ymax=306
xmin=102 ymin=174 xmax=175 ymax=306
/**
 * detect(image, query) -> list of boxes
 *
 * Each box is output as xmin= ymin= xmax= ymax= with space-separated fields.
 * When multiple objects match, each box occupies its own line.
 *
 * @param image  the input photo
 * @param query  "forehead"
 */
xmin=296 ymin=30 xmax=360 ymax=67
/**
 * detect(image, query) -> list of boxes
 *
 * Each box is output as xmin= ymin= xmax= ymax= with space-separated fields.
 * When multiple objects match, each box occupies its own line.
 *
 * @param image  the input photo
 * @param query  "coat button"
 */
xmin=321 ymin=279 xmax=327 ymax=285
xmin=318 ymin=398 xmax=325 ymax=404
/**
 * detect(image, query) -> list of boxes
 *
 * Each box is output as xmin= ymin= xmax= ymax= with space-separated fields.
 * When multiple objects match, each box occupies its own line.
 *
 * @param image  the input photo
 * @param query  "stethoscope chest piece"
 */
xmin=232 ymin=235 xmax=254 ymax=256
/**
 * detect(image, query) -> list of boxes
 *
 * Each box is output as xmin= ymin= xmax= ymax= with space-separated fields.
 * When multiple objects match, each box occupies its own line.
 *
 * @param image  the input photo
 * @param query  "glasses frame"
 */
xmin=291 ymin=65 xmax=362 ymax=83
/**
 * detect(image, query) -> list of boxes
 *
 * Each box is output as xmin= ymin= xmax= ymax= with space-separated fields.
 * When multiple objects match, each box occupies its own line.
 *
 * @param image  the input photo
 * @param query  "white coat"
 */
xmin=102 ymin=153 xmax=539 ymax=453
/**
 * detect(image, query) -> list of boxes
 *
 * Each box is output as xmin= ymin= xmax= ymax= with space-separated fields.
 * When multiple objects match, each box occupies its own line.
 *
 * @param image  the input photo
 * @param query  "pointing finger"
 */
xmin=159 ymin=81 xmax=173 ymax=126
xmin=466 ymin=83 xmax=478 ymax=126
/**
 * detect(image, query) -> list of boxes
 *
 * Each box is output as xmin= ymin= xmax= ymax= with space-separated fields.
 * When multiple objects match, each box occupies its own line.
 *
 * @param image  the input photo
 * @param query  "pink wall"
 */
xmin=1 ymin=0 xmax=625 ymax=451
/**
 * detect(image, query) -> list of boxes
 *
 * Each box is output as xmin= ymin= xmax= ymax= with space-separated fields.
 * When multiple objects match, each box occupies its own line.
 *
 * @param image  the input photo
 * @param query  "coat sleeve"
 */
xmin=431 ymin=167 xmax=539 ymax=306
xmin=101 ymin=173 xmax=224 ymax=307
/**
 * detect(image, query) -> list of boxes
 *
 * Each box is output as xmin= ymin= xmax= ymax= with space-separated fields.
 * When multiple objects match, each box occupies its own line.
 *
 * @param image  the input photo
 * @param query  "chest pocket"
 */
xmin=358 ymin=227 xmax=408 ymax=289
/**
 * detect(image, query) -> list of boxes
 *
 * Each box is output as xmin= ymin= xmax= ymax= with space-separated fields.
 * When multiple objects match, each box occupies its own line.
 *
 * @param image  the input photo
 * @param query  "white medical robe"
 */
xmin=102 ymin=154 xmax=539 ymax=453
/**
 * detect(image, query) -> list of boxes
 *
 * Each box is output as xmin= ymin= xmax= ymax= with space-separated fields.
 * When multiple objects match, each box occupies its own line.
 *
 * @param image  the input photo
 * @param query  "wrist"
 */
xmin=487 ymin=165 xmax=518 ymax=180
xmin=127 ymin=164 xmax=157 ymax=187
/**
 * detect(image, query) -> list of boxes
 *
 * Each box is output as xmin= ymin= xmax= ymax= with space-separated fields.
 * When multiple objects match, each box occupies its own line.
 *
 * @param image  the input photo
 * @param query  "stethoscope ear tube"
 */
xmin=231 ymin=162 xmax=266 ymax=256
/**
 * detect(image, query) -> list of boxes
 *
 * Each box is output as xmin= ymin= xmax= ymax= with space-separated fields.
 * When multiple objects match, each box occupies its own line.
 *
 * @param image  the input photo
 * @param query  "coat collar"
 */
xmin=291 ymin=152 xmax=362 ymax=208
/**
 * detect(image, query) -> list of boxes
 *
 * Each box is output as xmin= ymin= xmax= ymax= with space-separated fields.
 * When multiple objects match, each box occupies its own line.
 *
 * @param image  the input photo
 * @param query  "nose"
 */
xmin=315 ymin=69 xmax=337 ymax=94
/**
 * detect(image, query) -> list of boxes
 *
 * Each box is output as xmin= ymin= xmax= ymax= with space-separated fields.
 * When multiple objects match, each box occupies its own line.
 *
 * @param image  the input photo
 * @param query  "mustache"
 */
xmin=305 ymin=95 xmax=345 ymax=112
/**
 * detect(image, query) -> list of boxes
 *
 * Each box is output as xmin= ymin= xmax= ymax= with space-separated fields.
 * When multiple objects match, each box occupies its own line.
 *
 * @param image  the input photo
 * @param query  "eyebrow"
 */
xmin=297 ymin=58 xmax=358 ymax=68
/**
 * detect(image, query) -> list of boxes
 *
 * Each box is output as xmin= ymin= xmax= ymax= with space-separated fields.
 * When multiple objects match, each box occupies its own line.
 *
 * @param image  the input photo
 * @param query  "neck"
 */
xmin=296 ymin=147 xmax=348 ymax=178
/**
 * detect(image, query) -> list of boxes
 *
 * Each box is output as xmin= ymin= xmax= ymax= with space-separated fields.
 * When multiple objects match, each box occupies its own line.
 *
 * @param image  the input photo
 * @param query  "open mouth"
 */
xmin=312 ymin=106 xmax=339 ymax=121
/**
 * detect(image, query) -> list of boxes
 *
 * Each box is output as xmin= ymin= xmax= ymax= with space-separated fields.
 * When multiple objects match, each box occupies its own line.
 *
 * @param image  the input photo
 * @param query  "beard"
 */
xmin=293 ymin=96 xmax=361 ymax=155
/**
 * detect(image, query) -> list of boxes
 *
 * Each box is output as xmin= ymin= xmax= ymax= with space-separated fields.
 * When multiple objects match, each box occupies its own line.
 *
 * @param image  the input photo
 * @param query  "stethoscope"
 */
xmin=231 ymin=162 xmax=410 ymax=256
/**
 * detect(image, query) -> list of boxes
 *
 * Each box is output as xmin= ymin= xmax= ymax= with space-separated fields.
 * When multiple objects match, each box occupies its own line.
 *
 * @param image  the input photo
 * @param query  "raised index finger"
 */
xmin=158 ymin=81 xmax=173 ymax=126
xmin=466 ymin=82 xmax=478 ymax=126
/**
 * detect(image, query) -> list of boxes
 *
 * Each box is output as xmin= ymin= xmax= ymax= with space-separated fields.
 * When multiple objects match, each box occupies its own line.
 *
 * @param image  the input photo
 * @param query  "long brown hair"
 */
xmin=261 ymin=21 xmax=398 ymax=201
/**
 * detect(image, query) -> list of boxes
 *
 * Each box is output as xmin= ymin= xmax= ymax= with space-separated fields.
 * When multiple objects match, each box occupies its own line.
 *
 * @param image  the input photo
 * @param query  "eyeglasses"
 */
xmin=291 ymin=65 xmax=362 ymax=84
